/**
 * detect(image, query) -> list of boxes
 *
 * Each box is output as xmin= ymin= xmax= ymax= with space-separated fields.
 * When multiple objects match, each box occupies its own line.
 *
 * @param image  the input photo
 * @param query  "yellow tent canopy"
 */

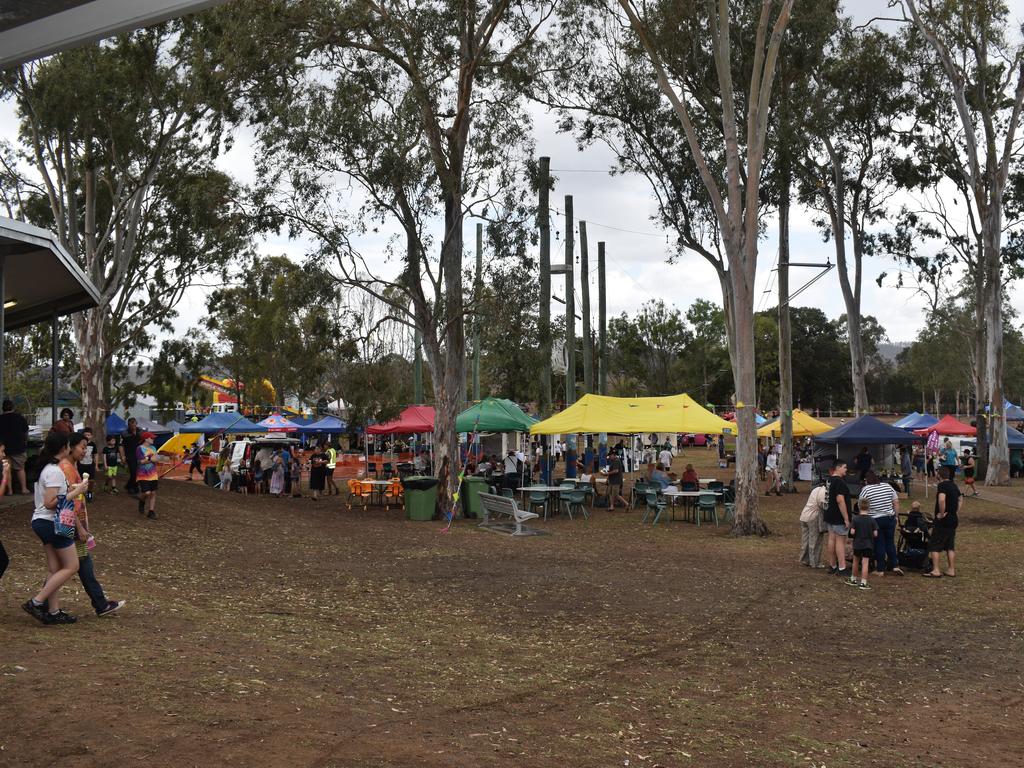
xmin=756 ymin=409 xmax=832 ymax=438
xmin=530 ymin=393 xmax=734 ymax=436
xmin=157 ymin=433 xmax=202 ymax=455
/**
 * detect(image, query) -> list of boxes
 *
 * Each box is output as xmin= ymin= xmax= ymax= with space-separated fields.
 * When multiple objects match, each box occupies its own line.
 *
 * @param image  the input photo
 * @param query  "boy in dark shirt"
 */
xmin=926 ymin=467 xmax=961 ymax=578
xmin=101 ymin=435 xmax=120 ymax=494
xmin=847 ymin=497 xmax=879 ymax=590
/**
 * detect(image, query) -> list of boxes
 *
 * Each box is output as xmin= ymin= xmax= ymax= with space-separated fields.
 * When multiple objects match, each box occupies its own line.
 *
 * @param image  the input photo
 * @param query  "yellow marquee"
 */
xmin=756 ymin=409 xmax=832 ymax=438
xmin=530 ymin=393 xmax=734 ymax=436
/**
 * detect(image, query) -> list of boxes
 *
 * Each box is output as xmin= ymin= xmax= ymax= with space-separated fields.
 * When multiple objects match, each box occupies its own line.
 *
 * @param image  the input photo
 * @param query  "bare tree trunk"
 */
xmin=72 ymin=307 xmax=109 ymax=446
xmin=726 ymin=268 xmax=767 ymax=535
xmin=983 ymin=215 xmax=1010 ymax=484
xmin=825 ymin=142 xmax=869 ymax=415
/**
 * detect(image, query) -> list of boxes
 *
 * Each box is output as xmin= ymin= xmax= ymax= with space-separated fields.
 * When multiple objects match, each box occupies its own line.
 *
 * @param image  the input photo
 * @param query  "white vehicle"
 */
xmin=209 ymin=403 xmax=239 ymax=414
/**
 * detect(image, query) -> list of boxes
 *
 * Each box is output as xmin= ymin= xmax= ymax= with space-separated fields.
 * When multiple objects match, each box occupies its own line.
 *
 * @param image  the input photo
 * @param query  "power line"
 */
xmin=550 ymin=206 xmax=666 ymax=239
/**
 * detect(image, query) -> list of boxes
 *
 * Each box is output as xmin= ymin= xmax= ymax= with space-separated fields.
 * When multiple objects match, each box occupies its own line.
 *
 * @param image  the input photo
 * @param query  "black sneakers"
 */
xmin=22 ymin=600 xmax=47 ymax=623
xmin=97 ymin=600 xmax=125 ymax=617
xmin=48 ymin=610 xmax=77 ymax=624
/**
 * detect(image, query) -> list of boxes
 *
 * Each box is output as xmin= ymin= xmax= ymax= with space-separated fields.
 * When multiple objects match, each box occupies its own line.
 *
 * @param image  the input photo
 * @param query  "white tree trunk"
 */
xmin=983 ymin=215 xmax=1010 ymax=484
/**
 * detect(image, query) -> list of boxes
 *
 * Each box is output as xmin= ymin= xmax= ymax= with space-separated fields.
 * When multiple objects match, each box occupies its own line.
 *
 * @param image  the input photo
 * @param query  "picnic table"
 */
xmin=517 ymin=485 xmax=565 ymax=518
xmin=662 ymin=489 xmax=723 ymax=523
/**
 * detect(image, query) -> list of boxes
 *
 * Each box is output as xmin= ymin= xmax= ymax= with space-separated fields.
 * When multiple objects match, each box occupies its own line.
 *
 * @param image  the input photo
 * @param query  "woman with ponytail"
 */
xmin=22 ymin=431 xmax=88 ymax=625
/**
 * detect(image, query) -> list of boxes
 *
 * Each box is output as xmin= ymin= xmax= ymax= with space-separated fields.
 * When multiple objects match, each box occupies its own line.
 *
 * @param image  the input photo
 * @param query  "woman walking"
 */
xmin=858 ymin=471 xmax=903 ymax=576
xmin=61 ymin=433 xmax=124 ymax=617
xmin=269 ymin=449 xmax=285 ymax=497
xmin=23 ymin=432 xmax=89 ymax=625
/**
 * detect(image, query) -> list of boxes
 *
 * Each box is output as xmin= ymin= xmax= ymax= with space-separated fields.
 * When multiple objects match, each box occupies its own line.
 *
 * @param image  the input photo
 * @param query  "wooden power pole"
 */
xmin=538 ymin=157 xmax=552 ymax=418
xmin=473 ymin=221 xmax=482 ymax=402
xmin=598 ymin=241 xmax=607 ymax=396
xmin=579 ymin=221 xmax=593 ymax=394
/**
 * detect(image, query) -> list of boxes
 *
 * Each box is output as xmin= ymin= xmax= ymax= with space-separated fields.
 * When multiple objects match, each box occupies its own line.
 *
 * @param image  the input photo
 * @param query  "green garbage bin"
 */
xmin=403 ymin=476 xmax=439 ymax=521
xmin=461 ymin=476 xmax=489 ymax=519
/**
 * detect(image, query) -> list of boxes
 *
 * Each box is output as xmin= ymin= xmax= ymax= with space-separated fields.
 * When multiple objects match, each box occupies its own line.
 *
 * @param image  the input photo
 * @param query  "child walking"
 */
xmin=101 ymin=435 xmax=120 ymax=493
xmin=847 ymin=498 xmax=879 ymax=591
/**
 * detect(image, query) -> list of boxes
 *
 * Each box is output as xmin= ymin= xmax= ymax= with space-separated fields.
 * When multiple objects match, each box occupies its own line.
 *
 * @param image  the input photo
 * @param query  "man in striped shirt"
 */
xmin=858 ymin=471 xmax=902 ymax=575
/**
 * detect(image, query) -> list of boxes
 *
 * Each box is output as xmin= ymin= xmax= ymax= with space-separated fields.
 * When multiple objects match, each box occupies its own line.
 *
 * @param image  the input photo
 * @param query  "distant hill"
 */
xmin=877 ymin=342 xmax=910 ymax=363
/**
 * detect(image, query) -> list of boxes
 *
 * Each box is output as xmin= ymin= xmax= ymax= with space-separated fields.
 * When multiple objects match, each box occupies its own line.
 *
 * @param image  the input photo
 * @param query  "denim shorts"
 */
xmin=828 ymin=523 xmax=849 ymax=537
xmin=31 ymin=517 xmax=75 ymax=549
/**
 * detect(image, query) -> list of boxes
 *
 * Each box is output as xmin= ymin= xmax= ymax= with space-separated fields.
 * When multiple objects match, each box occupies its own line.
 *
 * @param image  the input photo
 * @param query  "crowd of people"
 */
xmin=798 ymin=458 xmax=960 ymax=590
xmin=0 ymin=404 xmax=175 ymax=626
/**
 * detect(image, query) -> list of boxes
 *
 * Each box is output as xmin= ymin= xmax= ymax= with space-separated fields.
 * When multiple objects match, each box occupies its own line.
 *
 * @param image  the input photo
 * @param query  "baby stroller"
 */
xmin=897 ymin=509 xmax=932 ymax=571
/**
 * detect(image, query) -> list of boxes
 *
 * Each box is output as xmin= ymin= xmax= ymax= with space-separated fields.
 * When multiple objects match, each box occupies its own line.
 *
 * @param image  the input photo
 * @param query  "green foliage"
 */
xmin=607 ymin=300 xmax=691 ymax=396
xmin=205 ymin=256 xmax=344 ymax=408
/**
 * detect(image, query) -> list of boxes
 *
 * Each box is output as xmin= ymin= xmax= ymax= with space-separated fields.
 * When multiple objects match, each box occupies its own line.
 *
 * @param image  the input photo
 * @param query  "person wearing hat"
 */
xmin=136 ymin=432 xmax=161 ymax=519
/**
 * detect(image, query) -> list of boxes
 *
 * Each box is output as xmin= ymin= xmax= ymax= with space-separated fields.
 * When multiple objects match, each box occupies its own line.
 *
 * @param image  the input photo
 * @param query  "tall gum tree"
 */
xmin=2 ymin=26 xmax=246 ymax=440
xmin=796 ymin=25 xmax=911 ymax=417
xmin=211 ymin=0 xmax=553 ymax=509
xmin=550 ymin=0 xmax=796 ymax=533
xmin=900 ymin=0 xmax=1024 ymax=484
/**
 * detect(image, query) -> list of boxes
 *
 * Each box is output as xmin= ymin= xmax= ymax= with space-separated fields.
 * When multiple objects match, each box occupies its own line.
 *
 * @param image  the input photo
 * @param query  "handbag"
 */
xmin=53 ymin=493 xmax=77 ymax=539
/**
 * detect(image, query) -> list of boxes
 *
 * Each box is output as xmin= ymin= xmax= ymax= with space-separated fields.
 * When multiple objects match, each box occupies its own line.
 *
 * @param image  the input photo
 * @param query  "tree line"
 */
xmin=3 ymin=0 xmax=1024 ymax=533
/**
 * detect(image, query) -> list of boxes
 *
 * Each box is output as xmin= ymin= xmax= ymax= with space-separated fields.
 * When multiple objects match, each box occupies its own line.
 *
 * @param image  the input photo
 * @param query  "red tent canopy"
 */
xmin=366 ymin=405 xmax=435 ymax=435
xmin=914 ymin=414 xmax=976 ymax=437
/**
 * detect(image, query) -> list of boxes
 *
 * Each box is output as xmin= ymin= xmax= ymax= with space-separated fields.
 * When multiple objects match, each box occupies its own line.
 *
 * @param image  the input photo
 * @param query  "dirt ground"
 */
xmin=1 ymin=450 xmax=1022 ymax=768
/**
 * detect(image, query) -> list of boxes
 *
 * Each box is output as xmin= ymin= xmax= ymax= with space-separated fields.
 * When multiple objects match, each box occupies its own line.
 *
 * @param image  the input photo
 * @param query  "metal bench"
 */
xmin=478 ymin=492 xmax=544 ymax=537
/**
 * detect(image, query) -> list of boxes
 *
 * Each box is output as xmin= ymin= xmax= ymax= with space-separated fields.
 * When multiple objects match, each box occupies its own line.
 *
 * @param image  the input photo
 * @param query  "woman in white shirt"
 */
xmin=765 ymin=447 xmax=781 ymax=496
xmin=23 ymin=432 xmax=89 ymax=625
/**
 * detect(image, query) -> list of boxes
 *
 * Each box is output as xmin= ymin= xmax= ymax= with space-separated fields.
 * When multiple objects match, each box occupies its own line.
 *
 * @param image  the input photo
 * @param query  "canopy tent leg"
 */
xmin=51 ymin=311 xmax=58 ymax=428
xmin=0 ymin=255 xmax=5 ymax=406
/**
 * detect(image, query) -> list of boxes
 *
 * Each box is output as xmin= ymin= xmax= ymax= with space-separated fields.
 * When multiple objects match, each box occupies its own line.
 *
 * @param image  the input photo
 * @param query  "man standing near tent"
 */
xmin=325 ymin=443 xmax=339 ymax=496
xmin=502 ymin=450 xmax=519 ymax=492
xmin=0 ymin=400 xmax=30 ymax=494
xmin=122 ymin=417 xmax=141 ymax=495
xmin=824 ymin=459 xmax=851 ymax=577
xmin=658 ymin=444 xmax=674 ymax=472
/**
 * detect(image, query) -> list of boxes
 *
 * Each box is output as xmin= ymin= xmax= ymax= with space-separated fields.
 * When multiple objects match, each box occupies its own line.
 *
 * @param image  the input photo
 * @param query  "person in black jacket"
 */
xmin=121 ymin=418 xmax=141 ymax=495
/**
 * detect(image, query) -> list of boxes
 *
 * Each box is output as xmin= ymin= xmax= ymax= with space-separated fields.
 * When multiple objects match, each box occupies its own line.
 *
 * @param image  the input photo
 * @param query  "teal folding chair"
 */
xmin=528 ymin=491 xmax=549 ymax=520
xmin=631 ymin=481 xmax=650 ymax=509
xmin=696 ymin=492 xmax=719 ymax=527
xmin=642 ymin=490 xmax=667 ymax=525
xmin=560 ymin=489 xmax=589 ymax=520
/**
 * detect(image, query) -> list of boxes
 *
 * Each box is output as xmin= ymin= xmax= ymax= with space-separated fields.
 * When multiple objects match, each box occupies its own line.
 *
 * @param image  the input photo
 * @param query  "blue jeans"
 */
xmin=873 ymin=515 xmax=899 ymax=572
xmin=77 ymin=554 xmax=109 ymax=613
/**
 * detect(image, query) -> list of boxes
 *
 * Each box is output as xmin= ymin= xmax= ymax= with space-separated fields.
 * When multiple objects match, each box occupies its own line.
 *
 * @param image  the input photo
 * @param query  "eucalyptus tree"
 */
xmin=0 ymin=25 xmax=247 ymax=441
xmin=211 ymin=0 xmax=552 ymax=508
xmin=547 ymin=0 xmax=799 ymax=534
xmin=898 ymin=0 xmax=1024 ymax=484
xmin=796 ymin=25 xmax=912 ymax=416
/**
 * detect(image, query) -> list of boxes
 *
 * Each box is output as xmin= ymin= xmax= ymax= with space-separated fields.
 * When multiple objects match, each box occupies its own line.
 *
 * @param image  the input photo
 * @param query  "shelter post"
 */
xmin=0 ymin=254 xmax=5 ymax=405
xmin=51 ymin=311 xmax=59 ymax=428
xmin=562 ymin=195 xmax=576 ymax=477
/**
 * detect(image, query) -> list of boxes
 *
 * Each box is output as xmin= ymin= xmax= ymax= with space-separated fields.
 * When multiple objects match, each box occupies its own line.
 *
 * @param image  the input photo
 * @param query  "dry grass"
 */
xmin=1 ymin=451 xmax=1022 ymax=767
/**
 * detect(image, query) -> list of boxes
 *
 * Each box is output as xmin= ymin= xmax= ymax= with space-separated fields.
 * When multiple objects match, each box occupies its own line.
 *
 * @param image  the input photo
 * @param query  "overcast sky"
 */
xmin=4 ymin=0 xmax=1024 ymax=350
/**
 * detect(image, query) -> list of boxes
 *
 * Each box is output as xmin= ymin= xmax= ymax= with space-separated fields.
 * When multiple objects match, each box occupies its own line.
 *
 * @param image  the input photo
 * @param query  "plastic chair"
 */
xmin=642 ymin=490 xmax=666 ymax=525
xmin=707 ymin=481 xmax=724 ymax=493
xmin=528 ymin=491 xmax=549 ymax=520
xmin=630 ymin=481 xmax=650 ymax=509
xmin=348 ymin=479 xmax=373 ymax=509
xmin=560 ymin=489 xmax=589 ymax=520
xmin=500 ymin=488 xmax=515 ymax=499
xmin=696 ymin=492 xmax=719 ymax=527
xmin=367 ymin=462 xmax=378 ymax=478
xmin=382 ymin=462 xmax=394 ymax=477
xmin=384 ymin=478 xmax=403 ymax=510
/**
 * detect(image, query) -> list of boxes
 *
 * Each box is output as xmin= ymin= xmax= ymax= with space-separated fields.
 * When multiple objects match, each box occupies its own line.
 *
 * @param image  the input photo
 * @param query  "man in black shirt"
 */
xmin=926 ymin=466 xmax=961 ymax=578
xmin=824 ymin=459 xmax=852 ymax=576
xmin=0 ymin=399 xmax=30 ymax=494
xmin=122 ymin=417 xmax=141 ymax=495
